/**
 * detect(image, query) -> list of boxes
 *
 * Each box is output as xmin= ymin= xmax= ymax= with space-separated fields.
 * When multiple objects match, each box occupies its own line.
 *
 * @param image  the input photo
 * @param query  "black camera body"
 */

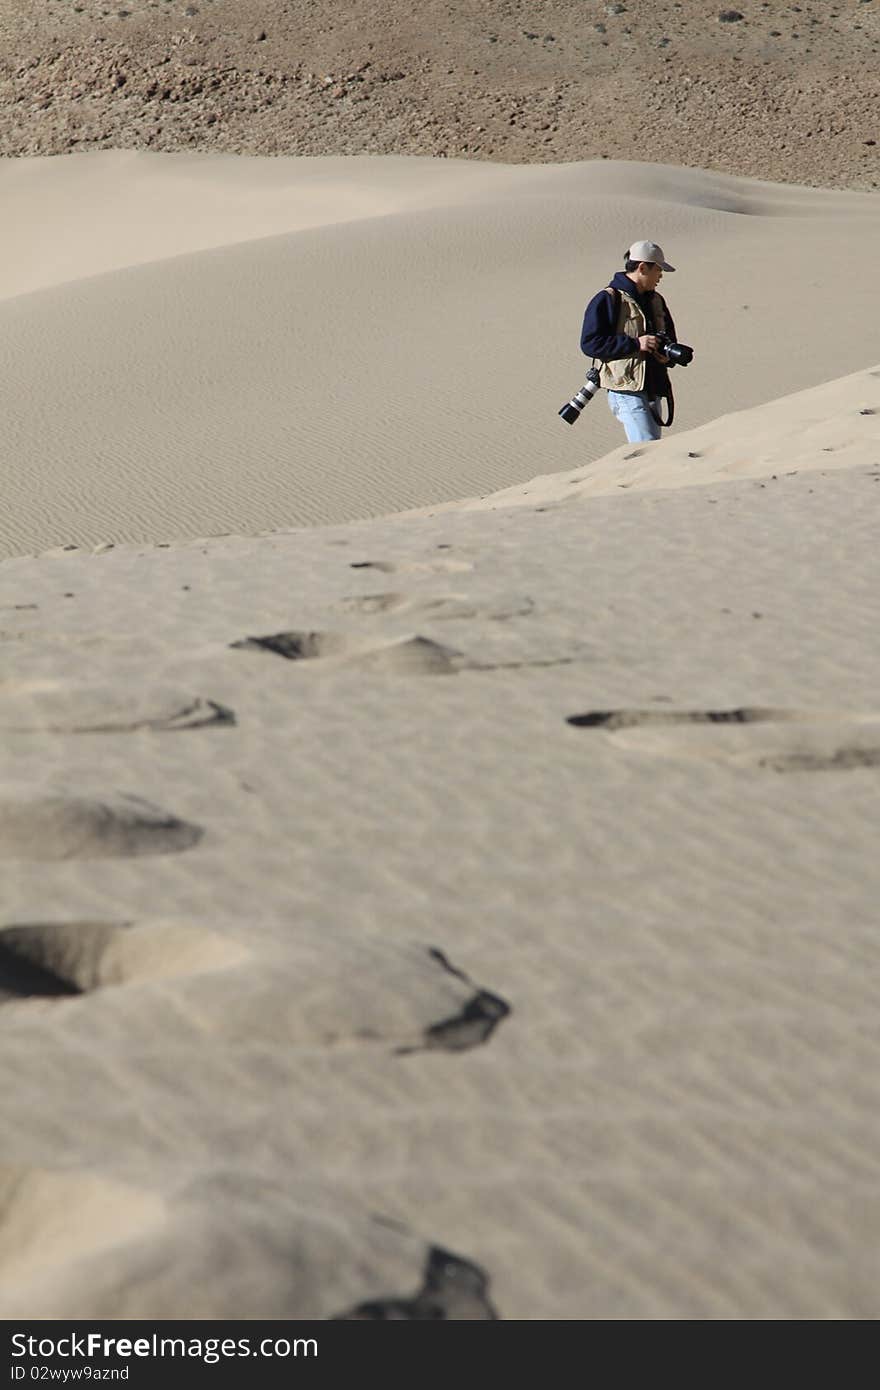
xmin=655 ymin=331 xmax=694 ymax=367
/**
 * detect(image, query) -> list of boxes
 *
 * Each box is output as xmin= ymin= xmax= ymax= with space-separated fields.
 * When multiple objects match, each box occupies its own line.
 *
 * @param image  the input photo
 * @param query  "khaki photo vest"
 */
xmin=596 ymin=287 xmax=669 ymax=393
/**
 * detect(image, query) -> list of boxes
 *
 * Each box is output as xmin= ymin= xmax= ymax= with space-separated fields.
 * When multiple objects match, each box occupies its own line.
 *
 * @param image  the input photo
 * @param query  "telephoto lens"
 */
xmin=559 ymin=367 xmax=601 ymax=424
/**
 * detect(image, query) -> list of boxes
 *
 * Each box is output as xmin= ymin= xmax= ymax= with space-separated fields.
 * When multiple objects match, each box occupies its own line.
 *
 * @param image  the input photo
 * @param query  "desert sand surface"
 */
xmin=2 ymin=0 xmax=880 ymax=1328
xmin=1 ymin=383 xmax=879 ymax=1317
xmin=3 ymin=152 xmax=880 ymax=559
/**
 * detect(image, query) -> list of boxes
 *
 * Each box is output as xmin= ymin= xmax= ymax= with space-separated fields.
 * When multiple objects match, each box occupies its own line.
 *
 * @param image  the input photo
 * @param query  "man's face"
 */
xmin=641 ymin=262 xmax=663 ymax=291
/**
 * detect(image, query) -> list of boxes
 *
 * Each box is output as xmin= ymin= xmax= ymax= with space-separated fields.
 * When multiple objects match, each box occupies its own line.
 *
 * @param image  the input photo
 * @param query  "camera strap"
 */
xmin=651 ymin=382 xmax=675 ymax=428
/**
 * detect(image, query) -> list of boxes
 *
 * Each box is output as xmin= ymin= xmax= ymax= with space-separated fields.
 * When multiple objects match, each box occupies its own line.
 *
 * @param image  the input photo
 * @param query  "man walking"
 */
xmin=580 ymin=240 xmax=681 ymax=443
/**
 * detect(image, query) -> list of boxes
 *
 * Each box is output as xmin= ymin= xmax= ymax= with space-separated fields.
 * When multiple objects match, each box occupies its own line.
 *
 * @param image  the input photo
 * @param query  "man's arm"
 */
xmin=580 ymin=290 xmax=641 ymax=360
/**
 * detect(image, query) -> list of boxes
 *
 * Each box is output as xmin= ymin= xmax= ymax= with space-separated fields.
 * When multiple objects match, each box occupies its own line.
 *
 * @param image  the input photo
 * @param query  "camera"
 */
xmin=559 ymin=367 xmax=601 ymax=424
xmin=655 ymin=331 xmax=694 ymax=366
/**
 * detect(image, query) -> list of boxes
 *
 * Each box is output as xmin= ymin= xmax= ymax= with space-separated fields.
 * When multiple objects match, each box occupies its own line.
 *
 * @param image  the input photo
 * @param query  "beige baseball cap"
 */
xmin=627 ymin=240 xmax=675 ymax=271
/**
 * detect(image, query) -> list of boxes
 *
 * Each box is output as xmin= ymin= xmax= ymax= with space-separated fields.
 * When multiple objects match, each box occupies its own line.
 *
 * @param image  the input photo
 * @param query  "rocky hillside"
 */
xmin=1 ymin=0 xmax=878 ymax=188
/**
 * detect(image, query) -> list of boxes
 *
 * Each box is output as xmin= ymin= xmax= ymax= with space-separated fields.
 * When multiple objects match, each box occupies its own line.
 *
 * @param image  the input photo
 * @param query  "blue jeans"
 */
xmin=607 ymin=391 xmax=661 ymax=443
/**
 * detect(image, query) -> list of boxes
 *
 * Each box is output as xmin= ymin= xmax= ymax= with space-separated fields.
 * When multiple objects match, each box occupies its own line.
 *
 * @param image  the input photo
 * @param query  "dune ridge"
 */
xmin=409 ymin=364 xmax=880 ymax=512
xmin=3 ymin=154 xmax=880 ymax=561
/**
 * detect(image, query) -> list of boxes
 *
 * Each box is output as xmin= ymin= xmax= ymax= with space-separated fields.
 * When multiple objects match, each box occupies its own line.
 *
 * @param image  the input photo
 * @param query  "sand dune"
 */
xmin=418 ymin=363 xmax=880 ymax=510
xmin=0 ymin=150 xmax=542 ymax=302
xmin=1 ymin=145 xmax=879 ymax=1320
xmin=2 ymin=347 xmax=879 ymax=1315
xmin=3 ymin=154 xmax=880 ymax=559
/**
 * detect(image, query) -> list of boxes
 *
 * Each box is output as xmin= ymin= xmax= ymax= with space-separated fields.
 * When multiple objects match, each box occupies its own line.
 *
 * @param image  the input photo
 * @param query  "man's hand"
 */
xmin=637 ymin=333 xmax=669 ymax=363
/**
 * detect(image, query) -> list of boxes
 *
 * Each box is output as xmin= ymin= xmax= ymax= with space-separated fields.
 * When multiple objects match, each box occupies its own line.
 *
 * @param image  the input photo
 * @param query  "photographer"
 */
xmin=580 ymin=240 xmax=681 ymax=443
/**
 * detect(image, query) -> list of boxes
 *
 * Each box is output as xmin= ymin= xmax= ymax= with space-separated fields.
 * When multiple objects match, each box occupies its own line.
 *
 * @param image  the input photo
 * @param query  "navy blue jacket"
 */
xmin=581 ymin=271 xmax=678 ymax=396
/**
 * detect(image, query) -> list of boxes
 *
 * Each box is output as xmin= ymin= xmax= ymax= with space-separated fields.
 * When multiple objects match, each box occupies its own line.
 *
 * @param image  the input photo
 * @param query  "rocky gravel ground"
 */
xmin=1 ymin=0 xmax=878 ymax=189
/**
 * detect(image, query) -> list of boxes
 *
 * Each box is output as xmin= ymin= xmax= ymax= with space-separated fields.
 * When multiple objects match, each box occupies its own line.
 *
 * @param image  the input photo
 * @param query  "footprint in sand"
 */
xmin=567 ymin=707 xmax=795 ymax=731
xmin=349 ymin=558 xmax=474 ymax=575
xmin=755 ymin=745 xmax=880 ymax=773
xmin=566 ymin=707 xmax=880 ymax=772
xmin=191 ymin=941 xmax=511 ymax=1056
xmin=0 ymin=939 xmax=77 ymax=1002
xmin=336 ymin=593 xmax=535 ymax=622
xmin=231 ymin=630 xmax=463 ymax=676
xmin=332 ymin=1244 xmax=498 ymax=1320
xmin=335 ymin=593 xmax=409 ymax=615
xmin=395 ymin=947 xmax=510 ymax=1056
xmin=0 ymin=682 xmax=235 ymax=734
xmin=0 ymin=789 xmax=204 ymax=859
xmin=0 ymin=919 xmax=243 ymax=1003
